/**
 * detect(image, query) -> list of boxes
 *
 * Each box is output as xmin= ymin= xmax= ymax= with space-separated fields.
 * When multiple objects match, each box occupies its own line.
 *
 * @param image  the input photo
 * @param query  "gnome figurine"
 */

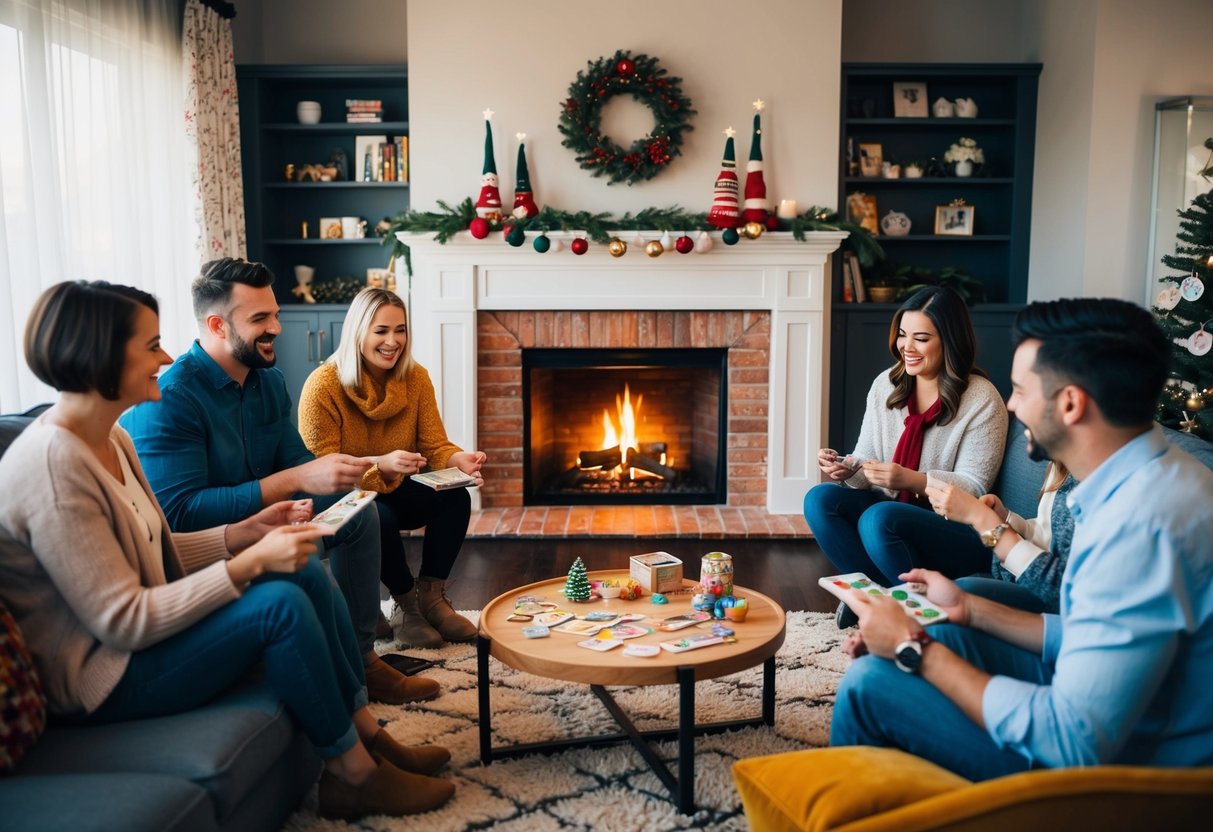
xmin=512 ymin=133 xmax=540 ymax=219
xmin=742 ymin=100 xmax=770 ymax=224
xmin=707 ymin=126 xmax=741 ymax=229
xmin=474 ymin=108 xmax=503 ymax=224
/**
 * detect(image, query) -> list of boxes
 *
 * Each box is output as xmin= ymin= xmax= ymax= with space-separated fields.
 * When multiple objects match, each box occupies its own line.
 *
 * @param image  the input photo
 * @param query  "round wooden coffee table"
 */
xmin=476 ymin=569 xmax=786 ymax=813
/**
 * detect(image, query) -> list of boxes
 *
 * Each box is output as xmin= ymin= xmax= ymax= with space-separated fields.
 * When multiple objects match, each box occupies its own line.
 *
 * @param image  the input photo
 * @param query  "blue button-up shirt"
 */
xmin=982 ymin=426 xmax=1213 ymax=767
xmin=121 ymin=341 xmax=314 ymax=532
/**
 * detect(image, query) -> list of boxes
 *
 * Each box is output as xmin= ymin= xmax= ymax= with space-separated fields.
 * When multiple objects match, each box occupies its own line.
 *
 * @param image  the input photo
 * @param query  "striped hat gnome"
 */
xmin=742 ymin=100 xmax=770 ymax=224
xmin=474 ymin=108 xmax=503 ymax=223
xmin=707 ymin=126 xmax=741 ymax=229
xmin=512 ymin=132 xmax=540 ymax=219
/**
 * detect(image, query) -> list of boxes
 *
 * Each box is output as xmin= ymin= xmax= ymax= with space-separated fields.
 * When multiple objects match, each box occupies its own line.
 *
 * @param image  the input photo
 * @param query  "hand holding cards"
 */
xmin=311 ymin=489 xmax=377 ymax=531
xmin=410 ymin=467 xmax=478 ymax=491
xmin=818 ymin=572 xmax=949 ymax=624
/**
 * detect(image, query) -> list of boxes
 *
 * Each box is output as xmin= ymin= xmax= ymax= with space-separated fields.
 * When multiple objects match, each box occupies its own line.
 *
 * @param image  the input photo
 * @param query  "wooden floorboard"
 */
xmin=430 ymin=536 xmax=838 ymax=614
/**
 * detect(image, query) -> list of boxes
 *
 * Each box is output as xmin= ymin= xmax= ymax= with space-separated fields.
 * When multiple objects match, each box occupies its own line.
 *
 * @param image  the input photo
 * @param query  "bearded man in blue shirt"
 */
xmin=830 ymin=297 xmax=1213 ymax=778
xmin=122 ymin=258 xmax=437 ymax=705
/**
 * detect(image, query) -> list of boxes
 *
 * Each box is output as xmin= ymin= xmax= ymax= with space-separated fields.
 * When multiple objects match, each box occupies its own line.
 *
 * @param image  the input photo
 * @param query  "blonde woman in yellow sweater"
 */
xmin=299 ymin=288 xmax=486 ymax=647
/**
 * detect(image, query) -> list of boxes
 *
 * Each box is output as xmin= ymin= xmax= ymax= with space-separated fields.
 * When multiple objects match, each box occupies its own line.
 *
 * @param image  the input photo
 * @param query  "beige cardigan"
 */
xmin=0 ymin=418 xmax=240 ymax=715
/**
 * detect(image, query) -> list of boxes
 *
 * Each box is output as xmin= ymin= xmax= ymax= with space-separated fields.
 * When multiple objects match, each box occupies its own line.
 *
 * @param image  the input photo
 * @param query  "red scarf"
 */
xmin=891 ymin=391 xmax=942 ymax=503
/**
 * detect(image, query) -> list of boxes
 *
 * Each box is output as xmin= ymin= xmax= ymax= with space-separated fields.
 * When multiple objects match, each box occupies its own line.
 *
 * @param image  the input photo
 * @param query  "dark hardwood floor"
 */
xmin=423 ymin=537 xmax=838 ymax=614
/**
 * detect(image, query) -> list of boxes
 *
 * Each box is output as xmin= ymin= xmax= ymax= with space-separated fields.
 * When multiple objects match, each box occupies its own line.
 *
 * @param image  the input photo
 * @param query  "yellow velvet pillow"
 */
xmin=732 ymin=746 xmax=970 ymax=832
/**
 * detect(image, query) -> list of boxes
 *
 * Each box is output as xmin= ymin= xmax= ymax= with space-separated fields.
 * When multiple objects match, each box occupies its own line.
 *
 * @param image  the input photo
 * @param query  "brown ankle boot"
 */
xmin=374 ymin=610 xmax=393 ymax=641
xmin=390 ymin=592 xmax=444 ymax=648
xmin=364 ymin=657 xmax=440 ymax=704
xmin=416 ymin=578 xmax=477 ymax=642
xmin=318 ymin=754 xmax=454 ymax=819
xmin=369 ymin=727 xmax=450 ymax=775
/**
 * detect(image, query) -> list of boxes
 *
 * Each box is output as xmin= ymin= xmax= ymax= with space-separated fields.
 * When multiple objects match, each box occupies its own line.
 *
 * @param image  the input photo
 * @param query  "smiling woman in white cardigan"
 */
xmin=803 ymin=287 xmax=1007 ymax=620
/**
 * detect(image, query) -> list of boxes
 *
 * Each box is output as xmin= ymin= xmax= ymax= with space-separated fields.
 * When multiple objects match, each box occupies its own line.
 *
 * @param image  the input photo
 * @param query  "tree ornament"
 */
xmin=743 ymin=221 xmax=764 ymax=239
xmin=1189 ymin=325 xmax=1212 ymax=357
xmin=695 ymin=231 xmax=714 ymax=253
xmin=765 ymin=214 xmax=782 ymax=231
xmin=675 ymin=234 xmax=694 ymax=254
xmin=549 ymin=236 xmax=565 ymax=253
xmin=1179 ymin=411 xmax=1200 ymax=432
xmin=1156 ymin=285 xmax=1181 ymax=310
xmin=558 ymin=49 xmax=695 ymax=185
xmin=564 ymin=556 xmax=592 ymax=602
xmin=511 ymin=133 xmax=541 ymax=219
xmin=504 ymin=223 xmax=526 ymax=247
xmin=645 ymin=240 xmax=664 ymax=257
xmin=722 ymin=227 xmax=741 ymax=245
xmin=707 ymin=127 xmax=741 ymax=228
xmin=608 ymin=238 xmax=627 ymax=257
xmin=659 ymin=230 xmax=673 ymax=252
xmin=1181 ymin=273 xmax=1205 ymax=302
xmin=1185 ymin=394 xmax=1206 ymax=411
xmin=571 ymin=237 xmax=589 ymax=255
xmin=742 ymin=100 xmax=770 ymax=224
xmin=474 ymin=109 xmax=503 ymax=223
xmin=533 ymin=233 xmax=551 ymax=253
xmin=469 ymin=217 xmax=491 ymax=239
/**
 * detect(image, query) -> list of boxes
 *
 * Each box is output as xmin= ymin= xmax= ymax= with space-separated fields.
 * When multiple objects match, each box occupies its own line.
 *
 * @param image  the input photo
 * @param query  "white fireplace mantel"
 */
xmin=400 ymin=230 xmax=846 ymax=514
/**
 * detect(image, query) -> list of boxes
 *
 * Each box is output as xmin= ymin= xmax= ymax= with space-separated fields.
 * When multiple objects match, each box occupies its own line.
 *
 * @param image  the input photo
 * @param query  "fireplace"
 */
xmin=524 ymin=348 xmax=727 ymax=505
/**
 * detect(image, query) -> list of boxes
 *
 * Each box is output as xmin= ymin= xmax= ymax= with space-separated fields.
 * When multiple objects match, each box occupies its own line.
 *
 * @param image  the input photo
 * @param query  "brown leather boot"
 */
xmin=364 ymin=657 xmax=439 ymax=704
xmin=374 ymin=610 xmax=393 ymax=641
xmin=368 ymin=727 xmax=450 ymax=775
xmin=416 ymin=578 xmax=477 ymax=642
xmin=318 ymin=754 xmax=454 ymax=819
xmin=390 ymin=592 xmax=443 ymax=648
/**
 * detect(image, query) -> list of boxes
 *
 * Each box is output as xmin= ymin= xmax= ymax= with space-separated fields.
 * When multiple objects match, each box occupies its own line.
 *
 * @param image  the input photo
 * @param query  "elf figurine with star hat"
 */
xmin=742 ymin=99 xmax=770 ymax=224
xmin=474 ymin=108 xmax=503 ymax=225
xmin=707 ymin=126 xmax=741 ymax=229
xmin=512 ymin=132 xmax=540 ymax=219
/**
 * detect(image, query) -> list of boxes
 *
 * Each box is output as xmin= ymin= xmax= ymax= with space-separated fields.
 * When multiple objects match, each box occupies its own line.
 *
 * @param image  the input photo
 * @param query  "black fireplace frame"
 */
xmin=521 ymin=347 xmax=728 ymax=506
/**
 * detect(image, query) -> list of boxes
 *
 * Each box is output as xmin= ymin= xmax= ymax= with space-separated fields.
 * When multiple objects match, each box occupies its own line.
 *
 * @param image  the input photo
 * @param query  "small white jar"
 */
xmin=296 ymin=101 xmax=322 ymax=125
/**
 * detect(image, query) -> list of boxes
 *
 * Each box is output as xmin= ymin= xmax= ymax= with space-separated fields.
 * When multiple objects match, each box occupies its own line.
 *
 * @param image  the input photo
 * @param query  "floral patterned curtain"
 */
xmin=182 ymin=0 xmax=246 ymax=260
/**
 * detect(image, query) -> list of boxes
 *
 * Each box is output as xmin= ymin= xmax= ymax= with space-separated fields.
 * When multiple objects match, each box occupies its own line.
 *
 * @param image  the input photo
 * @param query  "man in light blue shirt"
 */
xmin=829 ymin=298 xmax=1213 ymax=779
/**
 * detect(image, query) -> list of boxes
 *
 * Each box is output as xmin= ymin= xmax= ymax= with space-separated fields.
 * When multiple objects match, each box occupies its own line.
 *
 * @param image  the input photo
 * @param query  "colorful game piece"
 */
xmin=595 ymin=629 xmax=614 ymax=640
xmin=710 ymin=624 xmax=735 ymax=637
xmin=651 ymin=593 xmax=668 ymax=605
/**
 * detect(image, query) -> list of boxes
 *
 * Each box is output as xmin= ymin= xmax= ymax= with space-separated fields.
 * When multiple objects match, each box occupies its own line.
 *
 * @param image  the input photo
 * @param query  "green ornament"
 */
xmin=722 ymin=227 xmax=740 ymax=245
xmin=505 ymin=224 xmax=526 ymax=247
xmin=533 ymin=233 xmax=551 ymax=253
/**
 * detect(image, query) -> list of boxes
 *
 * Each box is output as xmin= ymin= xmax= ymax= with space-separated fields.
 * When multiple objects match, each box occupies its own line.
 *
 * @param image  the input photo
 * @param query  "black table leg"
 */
xmin=762 ymin=655 xmax=776 ymax=725
xmin=677 ymin=666 xmax=695 ymax=814
xmin=478 ymin=634 xmax=492 ymax=765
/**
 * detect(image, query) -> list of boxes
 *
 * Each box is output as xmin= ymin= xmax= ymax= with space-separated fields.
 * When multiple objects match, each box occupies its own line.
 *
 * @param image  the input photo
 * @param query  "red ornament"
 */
xmin=616 ymin=58 xmax=635 ymax=78
xmin=469 ymin=217 xmax=490 ymax=239
xmin=766 ymin=215 xmax=782 ymax=231
xmin=571 ymin=237 xmax=589 ymax=255
xmin=674 ymin=235 xmax=694 ymax=254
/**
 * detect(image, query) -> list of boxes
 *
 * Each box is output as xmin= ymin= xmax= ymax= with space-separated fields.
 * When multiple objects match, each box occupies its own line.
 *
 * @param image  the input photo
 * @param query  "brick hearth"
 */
xmin=462 ymin=505 xmax=811 ymax=539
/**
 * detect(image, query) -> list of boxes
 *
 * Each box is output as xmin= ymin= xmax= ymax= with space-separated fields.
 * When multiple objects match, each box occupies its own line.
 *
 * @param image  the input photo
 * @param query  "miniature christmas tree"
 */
xmin=564 ymin=556 xmax=592 ymax=602
xmin=707 ymin=127 xmax=741 ymax=229
xmin=1152 ymin=162 xmax=1213 ymax=439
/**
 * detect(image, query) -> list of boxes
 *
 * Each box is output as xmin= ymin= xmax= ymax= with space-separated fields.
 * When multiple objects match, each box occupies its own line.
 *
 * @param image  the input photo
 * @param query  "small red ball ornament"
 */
xmin=616 ymin=58 xmax=636 ymax=78
xmin=674 ymin=235 xmax=694 ymax=254
xmin=469 ymin=217 xmax=490 ymax=239
xmin=766 ymin=215 xmax=782 ymax=231
xmin=571 ymin=237 xmax=589 ymax=255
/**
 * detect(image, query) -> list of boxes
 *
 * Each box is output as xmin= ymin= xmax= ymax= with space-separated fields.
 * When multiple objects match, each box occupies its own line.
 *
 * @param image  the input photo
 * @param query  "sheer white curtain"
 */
xmin=0 ymin=0 xmax=196 ymax=412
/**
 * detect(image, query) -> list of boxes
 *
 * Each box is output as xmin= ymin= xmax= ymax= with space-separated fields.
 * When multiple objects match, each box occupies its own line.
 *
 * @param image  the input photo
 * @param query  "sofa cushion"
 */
xmin=0 ymin=773 xmax=217 ymax=832
xmin=0 ymin=600 xmax=47 ymax=771
xmin=990 ymin=417 xmax=1050 ymax=519
xmin=0 ymin=404 xmax=51 ymax=459
xmin=18 ymin=680 xmax=301 ymax=822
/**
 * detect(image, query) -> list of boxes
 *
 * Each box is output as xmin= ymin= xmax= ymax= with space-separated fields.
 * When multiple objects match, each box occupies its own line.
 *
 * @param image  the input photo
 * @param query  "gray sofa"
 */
xmin=0 ymin=406 xmax=320 ymax=832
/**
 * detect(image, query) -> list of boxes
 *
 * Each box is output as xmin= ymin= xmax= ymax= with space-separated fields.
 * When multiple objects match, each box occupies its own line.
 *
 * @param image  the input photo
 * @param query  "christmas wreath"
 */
xmin=558 ymin=50 xmax=696 ymax=186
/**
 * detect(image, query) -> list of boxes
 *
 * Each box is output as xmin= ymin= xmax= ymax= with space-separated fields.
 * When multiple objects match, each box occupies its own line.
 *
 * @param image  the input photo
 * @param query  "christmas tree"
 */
xmin=1153 ymin=160 xmax=1213 ymax=440
xmin=564 ymin=556 xmax=592 ymax=602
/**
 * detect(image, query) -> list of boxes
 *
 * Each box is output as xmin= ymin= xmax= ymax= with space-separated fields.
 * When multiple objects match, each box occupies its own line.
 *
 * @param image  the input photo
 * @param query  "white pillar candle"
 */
xmin=776 ymin=199 xmax=799 ymax=220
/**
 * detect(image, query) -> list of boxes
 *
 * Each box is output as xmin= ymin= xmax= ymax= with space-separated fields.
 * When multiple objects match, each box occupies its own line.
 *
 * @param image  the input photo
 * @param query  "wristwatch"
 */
xmin=979 ymin=511 xmax=1013 ymax=548
xmin=893 ymin=630 xmax=933 ymax=675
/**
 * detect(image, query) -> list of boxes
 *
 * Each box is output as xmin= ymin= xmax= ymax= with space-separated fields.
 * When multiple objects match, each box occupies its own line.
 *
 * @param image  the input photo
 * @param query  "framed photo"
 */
xmin=892 ymin=82 xmax=928 ymax=117
xmin=366 ymin=267 xmax=391 ymax=288
xmin=319 ymin=217 xmax=344 ymax=239
xmin=847 ymin=192 xmax=879 ymax=235
xmin=934 ymin=202 xmax=975 ymax=236
xmin=858 ymin=143 xmax=883 ymax=178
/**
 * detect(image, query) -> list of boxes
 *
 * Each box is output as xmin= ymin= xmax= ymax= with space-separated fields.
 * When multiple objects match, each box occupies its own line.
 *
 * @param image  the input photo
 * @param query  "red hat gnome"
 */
xmin=474 ymin=108 xmax=503 ymax=224
xmin=512 ymin=132 xmax=540 ymax=219
xmin=707 ymin=126 xmax=741 ymax=229
xmin=742 ymin=99 xmax=770 ymax=224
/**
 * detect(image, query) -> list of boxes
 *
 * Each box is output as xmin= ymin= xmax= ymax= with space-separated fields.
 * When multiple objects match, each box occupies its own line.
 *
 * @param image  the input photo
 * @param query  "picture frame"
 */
xmin=892 ymin=82 xmax=928 ymax=118
xmin=858 ymin=142 xmax=883 ymax=178
xmin=934 ymin=202 xmax=975 ymax=236
xmin=319 ymin=217 xmax=344 ymax=239
xmin=366 ymin=267 xmax=391 ymax=288
xmin=846 ymin=192 xmax=879 ymax=235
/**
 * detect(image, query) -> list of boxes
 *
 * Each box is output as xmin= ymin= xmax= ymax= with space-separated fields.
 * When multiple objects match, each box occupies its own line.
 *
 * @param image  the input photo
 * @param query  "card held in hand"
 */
xmin=410 ymin=467 xmax=478 ymax=491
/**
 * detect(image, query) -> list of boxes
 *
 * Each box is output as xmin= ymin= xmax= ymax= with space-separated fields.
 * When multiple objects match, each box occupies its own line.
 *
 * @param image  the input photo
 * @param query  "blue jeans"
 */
xmin=804 ymin=484 xmax=991 ymax=586
xmin=84 ymin=557 xmax=368 ymax=759
xmin=314 ymin=496 xmax=383 ymax=657
xmin=956 ymin=576 xmax=1051 ymax=614
xmin=830 ymin=622 xmax=1044 ymax=780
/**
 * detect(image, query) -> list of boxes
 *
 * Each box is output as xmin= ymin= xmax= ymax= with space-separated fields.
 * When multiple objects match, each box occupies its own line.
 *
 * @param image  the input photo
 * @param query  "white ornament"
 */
xmin=1189 ymin=327 xmax=1212 ymax=357
xmin=549 ymin=237 xmax=564 ymax=253
xmin=1156 ymin=285 xmax=1182 ymax=310
xmin=630 ymin=232 xmax=645 ymax=247
xmin=695 ymin=231 xmax=714 ymax=253
xmin=659 ymin=231 xmax=673 ymax=252
xmin=1181 ymin=275 xmax=1205 ymax=302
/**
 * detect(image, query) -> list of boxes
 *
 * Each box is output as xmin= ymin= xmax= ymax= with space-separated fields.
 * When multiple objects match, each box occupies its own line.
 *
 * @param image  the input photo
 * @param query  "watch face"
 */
xmin=895 ymin=643 xmax=923 ymax=674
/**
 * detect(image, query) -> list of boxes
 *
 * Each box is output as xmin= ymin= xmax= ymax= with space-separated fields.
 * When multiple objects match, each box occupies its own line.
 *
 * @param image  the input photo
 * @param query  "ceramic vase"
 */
xmin=954 ymin=159 xmax=973 ymax=178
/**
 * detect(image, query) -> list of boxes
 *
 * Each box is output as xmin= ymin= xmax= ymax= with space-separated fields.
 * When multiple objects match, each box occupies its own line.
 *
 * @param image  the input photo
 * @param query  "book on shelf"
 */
xmin=847 ymin=252 xmax=867 ymax=303
xmin=395 ymin=136 xmax=408 ymax=183
xmin=346 ymin=114 xmax=383 ymax=123
xmin=842 ymin=256 xmax=855 ymax=303
xmin=354 ymin=135 xmax=387 ymax=182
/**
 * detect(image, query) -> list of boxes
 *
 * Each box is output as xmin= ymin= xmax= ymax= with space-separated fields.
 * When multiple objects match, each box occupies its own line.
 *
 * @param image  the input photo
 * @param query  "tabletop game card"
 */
xmin=553 ymin=619 xmax=605 ymax=636
xmin=657 ymin=612 xmax=711 ymax=632
xmin=577 ymin=637 xmax=624 ymax=652
xmin=311 ymin=489 xmax=377 ymax=531
xmin=532 ymin=611 xmax=574 ymax=627
xmin=817 ymin=572 xmax=949 ymax=624
xmin=659 ymin=633 xmax=725 ymax=653
xmin=410 ymin=467 xmax=478 ymax=491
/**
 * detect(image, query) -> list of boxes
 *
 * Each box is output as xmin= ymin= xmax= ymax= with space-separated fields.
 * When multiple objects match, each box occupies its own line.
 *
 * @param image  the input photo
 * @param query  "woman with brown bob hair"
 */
xmin=803 ymin=286 xmax=1007 ymax=625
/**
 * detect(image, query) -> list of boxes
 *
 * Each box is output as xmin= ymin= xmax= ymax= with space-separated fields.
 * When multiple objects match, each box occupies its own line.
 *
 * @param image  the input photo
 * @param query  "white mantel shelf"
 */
xmin=400 ymin=230 xmax=847 ymax=514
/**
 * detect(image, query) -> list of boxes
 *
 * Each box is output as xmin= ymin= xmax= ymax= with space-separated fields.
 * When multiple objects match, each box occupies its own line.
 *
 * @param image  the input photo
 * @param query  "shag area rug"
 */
xmin=283 ymin=610 xmax=849 ymax=832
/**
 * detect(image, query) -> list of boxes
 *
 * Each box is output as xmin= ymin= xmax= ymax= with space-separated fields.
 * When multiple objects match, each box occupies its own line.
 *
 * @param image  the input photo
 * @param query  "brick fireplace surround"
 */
xmin=401 ymin=231 xmax=846 ymax=538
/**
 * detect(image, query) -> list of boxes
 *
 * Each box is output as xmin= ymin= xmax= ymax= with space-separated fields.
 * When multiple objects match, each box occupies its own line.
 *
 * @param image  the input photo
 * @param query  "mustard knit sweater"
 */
xmin=298 ymin=361 xmax=462 ymax=493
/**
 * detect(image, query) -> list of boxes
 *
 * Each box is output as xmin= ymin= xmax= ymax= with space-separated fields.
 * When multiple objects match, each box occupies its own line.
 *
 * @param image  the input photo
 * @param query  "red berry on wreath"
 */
xmin=571 ymin=237 xmax=589 ymax=255
xmin=469 ymin=217 xmax=490 ymax=239
xmin=616 ymin=58 xmax=635 ymax=78
xmin=675 ymin=235 xmax=694 ymax=254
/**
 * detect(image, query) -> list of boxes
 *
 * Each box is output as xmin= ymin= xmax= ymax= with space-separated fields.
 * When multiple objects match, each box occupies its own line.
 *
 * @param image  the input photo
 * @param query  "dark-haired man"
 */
xmin=122 ymin=258 xmax=435 ymax=705
xmin=829 ymin=297 xmax=1213 ymax=779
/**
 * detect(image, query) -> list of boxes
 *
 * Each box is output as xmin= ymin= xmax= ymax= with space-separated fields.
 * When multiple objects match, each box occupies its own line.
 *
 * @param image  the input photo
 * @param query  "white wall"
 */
xmin=406 ymin=0 xmax=842 ymax=215
xmin=841 ymin=0 xmax=1029 ymax=63
xmin=232 ymin=0 xmax=407 ymax=64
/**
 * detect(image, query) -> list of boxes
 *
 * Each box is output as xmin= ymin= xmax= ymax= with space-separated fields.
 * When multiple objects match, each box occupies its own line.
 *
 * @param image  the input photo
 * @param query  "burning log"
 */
xmin=627 ymin=451 xmax=676 ymax=480
xmin=578 ymin=446 xmax=622 ymax=470
xmin=638 ymin=441 xmax=667 ymax=456
xmin=554 ymin=464 xmax=590 ymax=488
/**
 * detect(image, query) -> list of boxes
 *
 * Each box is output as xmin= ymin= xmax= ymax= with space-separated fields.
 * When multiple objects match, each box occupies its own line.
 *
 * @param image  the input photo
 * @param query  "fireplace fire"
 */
xmin=523 ymin=348 xmax=727 ymax=505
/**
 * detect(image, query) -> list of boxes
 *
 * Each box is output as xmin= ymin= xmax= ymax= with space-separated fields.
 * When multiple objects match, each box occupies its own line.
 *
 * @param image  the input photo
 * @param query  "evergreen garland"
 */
xmin=558 ymin=50 xmax=696 ymax=186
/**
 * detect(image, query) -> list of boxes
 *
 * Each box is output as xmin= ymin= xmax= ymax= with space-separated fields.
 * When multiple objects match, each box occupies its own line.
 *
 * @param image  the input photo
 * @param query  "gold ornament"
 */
xmin=1179 ymin=412 xmax=1200 ymax=433
xmin=743 ymin=221 xmax=764 ymax=239
xmin=608 ymin=238 xmax=627 ymax=257
xmin=644 ymin=240 xmax=664 ymax=257
xmin=1186 ymin=395 xmax=1206 ymax=412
